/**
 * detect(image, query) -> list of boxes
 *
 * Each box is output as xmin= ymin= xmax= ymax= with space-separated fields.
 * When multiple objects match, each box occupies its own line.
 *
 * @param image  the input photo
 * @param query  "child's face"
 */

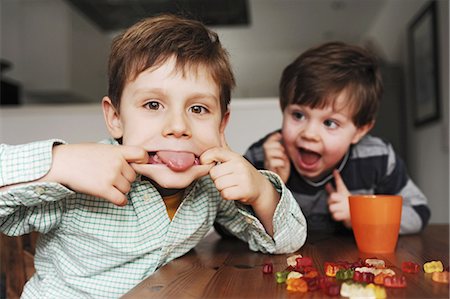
xmin=103 ymin=57 xmax=228 ymax=189
xmin=281 ymin=91 xmax=372 ymax=182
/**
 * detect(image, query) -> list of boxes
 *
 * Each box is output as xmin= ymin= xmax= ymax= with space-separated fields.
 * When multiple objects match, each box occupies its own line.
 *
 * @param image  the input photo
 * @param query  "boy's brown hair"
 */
xmin=279 ymin=41 xmax=383 ymax=128
xmin=108 ymin=14 xmax=235 ymax=117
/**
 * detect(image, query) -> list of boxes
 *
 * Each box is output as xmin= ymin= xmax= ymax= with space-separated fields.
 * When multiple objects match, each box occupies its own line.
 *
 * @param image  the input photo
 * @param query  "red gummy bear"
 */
xmin=384 ymin=275 xmax=407 ymax=288
xmin=353 ymin=271 xmax=375 ymax=283
xmin=262 ymin=262 xmax=273 ymax=274
xmin=402 ymin=261 xmax=420 ymax=273
xmin=296 ymin=256 xmax=313 ymax=268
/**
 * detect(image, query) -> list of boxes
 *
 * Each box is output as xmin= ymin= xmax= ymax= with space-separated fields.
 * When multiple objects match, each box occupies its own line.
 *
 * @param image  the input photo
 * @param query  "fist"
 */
xmin=262 ymin=132 xmax=290 ymax=183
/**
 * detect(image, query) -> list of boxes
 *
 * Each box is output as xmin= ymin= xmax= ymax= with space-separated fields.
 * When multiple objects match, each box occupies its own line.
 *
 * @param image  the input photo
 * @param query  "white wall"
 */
xmin=1 ymin=0 xmax=109 ymax=103
xmin=214 ymin=0 xmax=385 ymax=98
xmin=368 ymin=0 xmax=449 ymax=224
xmin=0 ymin=98 xmax=281 ymax=155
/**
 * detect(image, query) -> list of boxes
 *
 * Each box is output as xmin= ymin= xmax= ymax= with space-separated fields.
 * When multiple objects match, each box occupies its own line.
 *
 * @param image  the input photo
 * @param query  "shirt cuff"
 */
xmin=0 ymin=139 xmax=66 ymax=186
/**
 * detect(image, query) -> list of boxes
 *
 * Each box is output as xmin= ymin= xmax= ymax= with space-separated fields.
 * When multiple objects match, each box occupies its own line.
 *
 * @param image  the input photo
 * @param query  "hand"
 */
xmin=43 ymin=143 xmax=149 ymax=206
xmin=201 ymin=134 xmax=279 ymax=236
xmin=326 ymin=169 xmax=352 ymax=228
xmin=201 ymin=135 xmax=270 ymax=205
xmin=262 ymin=132 xmax=290 ymax=183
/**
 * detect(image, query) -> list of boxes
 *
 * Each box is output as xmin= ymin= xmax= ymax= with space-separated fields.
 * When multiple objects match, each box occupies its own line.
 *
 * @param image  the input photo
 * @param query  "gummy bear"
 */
xmin=340 ymin=281 xmax=375 ymax=298
xmin=303 ymin=276 xmax=320 ymax=291
xmin=287 ymin=271 xmax=303 ymax=280
xmin=324 ymin=262 xmax=346 ymax=277
xmin=296 ymin=256 xmax=313 ymax=267
xmin=374 ymin=273 xmax=393 ymax=285
xmin=286 ymin=254 xmax=302 ymax=267
xmin=262 ymin=262 xmax=273 ymax=274
xmin=365 ymin=258 xmax=385 ymax=268
xmin=402 ymin=261 xmax=420 ymax=273
xmin=423 ymin=261 xmax=444 ymax=273
xmin=374 ymin=268 xmax=396 ymax=276
xmin=303 ymin=269 xmax=319 ymax=278
xmin=286 ymin=278 xmax=308 ymax=292
xmin=366 ymin=283 xmax=387 ymax=298
xmin=431 ymin=271 xmax=449 ymax=284
xmin=383 ymin=275 xmax=407 ymax=288
xmin=324 ymin=281 xmax=340 ymax=296
xmin=353 ymin=270 xmax=375 ymax=283
xmin=318 ymin=276 xmax=335 ymax=289
xmin=349 ymin=258 xmax=365 ymax=269
xmin=275 ymin=271 xmax=289 ymax=284
xmin=336 ymin=269 xmax=354 ymax=280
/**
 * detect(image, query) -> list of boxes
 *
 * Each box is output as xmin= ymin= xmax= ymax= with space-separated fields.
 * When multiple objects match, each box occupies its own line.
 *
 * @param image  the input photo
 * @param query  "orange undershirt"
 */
xmin=163 ymin=192 xmax=182 ymax=220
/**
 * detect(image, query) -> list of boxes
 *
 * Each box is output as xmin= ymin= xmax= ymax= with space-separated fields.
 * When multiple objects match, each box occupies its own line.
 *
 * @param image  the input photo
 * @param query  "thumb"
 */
xmin=333 ymin=169 xmax=349 ymax=193
xmin=200 ymin=147 xmax=233 ymax=165
xmin=220 ymin=133 xmax=231 ymax=151
xmin=120 ymin=146 xmax=149 ymax=164
xmin=325 ymin=182 xmax=335 ymax=194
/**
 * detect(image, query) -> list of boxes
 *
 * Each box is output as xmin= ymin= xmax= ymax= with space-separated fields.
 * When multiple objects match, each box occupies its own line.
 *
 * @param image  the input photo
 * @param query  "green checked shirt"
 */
xmin=0 ymin=139 xmax=307 ymax=299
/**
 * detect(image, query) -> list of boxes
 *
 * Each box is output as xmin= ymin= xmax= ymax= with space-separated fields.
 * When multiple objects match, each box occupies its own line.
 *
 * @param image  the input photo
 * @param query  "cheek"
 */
xmin=322 ymin=137 xmax=350 ymax=160
xmin=281 ymin=123 xmax=298 ymax=146
xmin=121 ymin=122 xmax=158 ymax=145
xmin=195 ymin=123 xmax=222 ymax=147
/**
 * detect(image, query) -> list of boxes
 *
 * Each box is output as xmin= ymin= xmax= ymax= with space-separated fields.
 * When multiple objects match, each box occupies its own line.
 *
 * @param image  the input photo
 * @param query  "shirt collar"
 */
xmin=302 ymin=150 xmax=350 ymax=187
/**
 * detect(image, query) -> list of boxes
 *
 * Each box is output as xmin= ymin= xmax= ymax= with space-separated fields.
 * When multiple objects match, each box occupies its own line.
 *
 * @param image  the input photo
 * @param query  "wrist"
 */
xmin=40 ymin=144 xmax=68 ymax=184
xmin=251 ymin=176 xmax=280 ymax=210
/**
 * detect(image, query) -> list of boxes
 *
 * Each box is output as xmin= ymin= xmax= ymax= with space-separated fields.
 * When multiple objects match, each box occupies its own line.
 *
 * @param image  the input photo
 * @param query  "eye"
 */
xmin=145 ymin=101 xmax=161 ymax=110
xmin=292 ymin=111 xmax=305 ymax=121
xmin=190 ymin=105 xmax=208 ymax=114
xmin=324 ymin=119 xmax=338 ymax=129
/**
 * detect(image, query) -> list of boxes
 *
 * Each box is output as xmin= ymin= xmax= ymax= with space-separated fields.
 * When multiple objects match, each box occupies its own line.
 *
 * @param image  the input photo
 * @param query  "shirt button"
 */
xmin=143 ymin=194 xmax=151 ymax=201
xmin=245 ymin=217 xmax=253 ymax=224
xmin=34 ymin=186 xmax=45 ymax=195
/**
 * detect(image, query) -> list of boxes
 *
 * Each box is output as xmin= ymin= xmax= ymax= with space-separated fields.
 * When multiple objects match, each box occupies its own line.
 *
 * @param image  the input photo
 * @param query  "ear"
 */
xmin=351 ymin=122 xmax=374 ymax=144
xmin=102 ymin=96 xmax=123 ymax=139
xmin=219 ymin=110 xmax=230 ymax=134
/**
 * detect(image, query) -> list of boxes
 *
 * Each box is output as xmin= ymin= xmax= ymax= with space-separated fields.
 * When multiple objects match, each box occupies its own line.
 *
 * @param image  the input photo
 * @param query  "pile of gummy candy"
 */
xmin=262 ymin=254 xmax=449 ymax=298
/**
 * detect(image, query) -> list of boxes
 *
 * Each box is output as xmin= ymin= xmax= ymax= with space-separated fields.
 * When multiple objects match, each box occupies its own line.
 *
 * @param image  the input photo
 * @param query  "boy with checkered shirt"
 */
xmin=0 ymin=15 xmax=306 ymax=298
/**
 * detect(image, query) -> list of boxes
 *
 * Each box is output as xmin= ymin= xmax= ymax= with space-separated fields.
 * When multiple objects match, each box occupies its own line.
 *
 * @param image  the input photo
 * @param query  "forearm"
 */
xmin=250 ymin=178 xmax=279 ymax=237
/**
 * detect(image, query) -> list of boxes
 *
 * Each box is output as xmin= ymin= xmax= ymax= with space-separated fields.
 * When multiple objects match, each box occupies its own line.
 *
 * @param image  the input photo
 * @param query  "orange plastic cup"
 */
xmin=349 ymin=195 xmax=402 ymax=254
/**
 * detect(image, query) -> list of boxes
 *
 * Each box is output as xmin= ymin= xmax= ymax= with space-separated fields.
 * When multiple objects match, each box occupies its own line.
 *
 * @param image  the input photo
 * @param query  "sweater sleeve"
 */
xmin=376 ymin=144 xmax=430 ymax=234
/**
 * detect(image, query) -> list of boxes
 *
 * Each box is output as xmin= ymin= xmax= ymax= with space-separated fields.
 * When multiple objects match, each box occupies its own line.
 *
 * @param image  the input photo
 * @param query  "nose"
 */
xmin=301 ymin=121 xmax=320 ymax=141
xmin=162 ymin=111 xmax=191 ymax=138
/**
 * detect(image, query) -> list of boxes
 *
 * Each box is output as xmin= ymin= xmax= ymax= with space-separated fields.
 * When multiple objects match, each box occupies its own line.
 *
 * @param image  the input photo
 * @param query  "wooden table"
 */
xmin=123 ymin=224 xmax=449 ymax=298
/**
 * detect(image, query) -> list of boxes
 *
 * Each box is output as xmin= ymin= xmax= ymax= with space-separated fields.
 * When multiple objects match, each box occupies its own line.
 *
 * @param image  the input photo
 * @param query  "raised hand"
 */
xmin=43 ymin=143 xmax=149 ymax=206
xmin=201 ymin=135 xmax=269 ymax=204
xmin=262 ymin=132 xmax=290 ymax=183
xmin=201 ymin=134 xmax=279 ymax=235
xmin=325 ymin=169 xmax=352 ymax=228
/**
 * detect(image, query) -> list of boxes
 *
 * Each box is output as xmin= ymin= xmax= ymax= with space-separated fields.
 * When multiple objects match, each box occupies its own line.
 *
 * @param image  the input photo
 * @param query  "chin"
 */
xmin=152 ymin=172 xmax=199 ymax=189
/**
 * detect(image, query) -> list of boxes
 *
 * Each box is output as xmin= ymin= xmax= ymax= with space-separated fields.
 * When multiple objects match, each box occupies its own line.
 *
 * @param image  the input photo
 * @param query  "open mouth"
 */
xmin=148 ymin=151 xmax=200 ymax=172
xmin=299 ymin=148 xmax=321 ymax=166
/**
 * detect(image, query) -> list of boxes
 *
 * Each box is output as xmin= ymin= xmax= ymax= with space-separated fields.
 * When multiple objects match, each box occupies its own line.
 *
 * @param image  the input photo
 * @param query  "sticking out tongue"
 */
xmin=151 ymin=151 xmax=198 ymax=172
xmin=300 ymin=149 xmax=321 ymax=166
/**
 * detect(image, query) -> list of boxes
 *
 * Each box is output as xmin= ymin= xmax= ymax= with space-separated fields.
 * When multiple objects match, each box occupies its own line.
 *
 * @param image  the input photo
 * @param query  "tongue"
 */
xmin=156 ymin=151 xmax=196 ymax=172
xmin=301 ymin=150 xmax=321 ymax=165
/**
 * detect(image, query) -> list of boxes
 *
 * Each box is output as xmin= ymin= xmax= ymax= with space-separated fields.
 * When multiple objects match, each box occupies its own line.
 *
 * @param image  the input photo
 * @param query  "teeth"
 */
xmin=147 ymin=151 xmax=201 ymax=166
xmin=153 ymin=154 xmax=162 ymax=163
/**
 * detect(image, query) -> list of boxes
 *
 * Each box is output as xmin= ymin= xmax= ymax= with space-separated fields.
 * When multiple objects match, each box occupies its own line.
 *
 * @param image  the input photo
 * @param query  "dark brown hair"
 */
xmin=108 ymin=14 xmax=235 ymax=116
xmin=279 ymin=42 xmax=383 ymax=127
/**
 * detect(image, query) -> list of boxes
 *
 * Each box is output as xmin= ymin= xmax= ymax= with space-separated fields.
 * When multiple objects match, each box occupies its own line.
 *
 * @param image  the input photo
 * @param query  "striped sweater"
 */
xmin=244 ymin=132 xmax=431 ymax=234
